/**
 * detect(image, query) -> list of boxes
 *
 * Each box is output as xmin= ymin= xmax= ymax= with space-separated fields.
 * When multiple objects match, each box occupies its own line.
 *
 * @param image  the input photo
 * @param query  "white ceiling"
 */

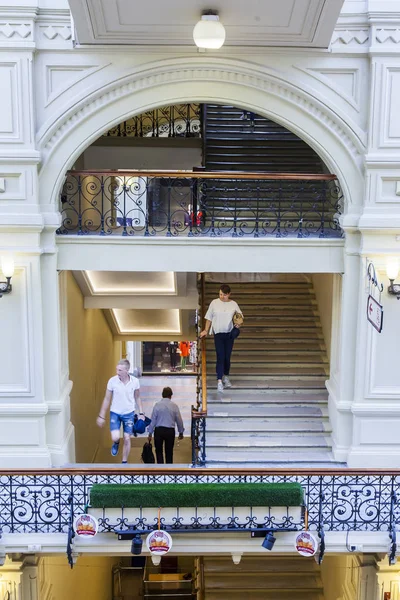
xmin=111 ymin=308 xmax=181 ymax=334
xmin=69 ymin=0 xmax=344 ymax=48
xmin=84 ymin=271 xmax=176 ymax=295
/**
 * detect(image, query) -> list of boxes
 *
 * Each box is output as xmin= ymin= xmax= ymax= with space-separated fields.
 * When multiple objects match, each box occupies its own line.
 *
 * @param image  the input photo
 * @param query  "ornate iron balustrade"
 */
xmin=0 ymin=470 xmax=399 ymax=535
xmin=104 ymin=104 xmax=201 ymax=138
xmin=57 ymin=171 xmax=343 ymax=238
xmin=191 ymin=412 xmax=206 ymax=466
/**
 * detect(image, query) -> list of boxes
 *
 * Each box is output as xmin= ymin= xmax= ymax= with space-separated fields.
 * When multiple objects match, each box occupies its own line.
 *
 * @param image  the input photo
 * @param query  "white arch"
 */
xmin=38 ymin=57 xmax=365 ymax=216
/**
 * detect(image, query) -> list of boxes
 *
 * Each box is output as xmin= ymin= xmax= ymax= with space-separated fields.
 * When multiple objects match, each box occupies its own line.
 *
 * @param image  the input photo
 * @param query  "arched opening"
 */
xmin=58 ymin=102 xmax=343 ymax=239
xmin=56 ymin=101 xmax=344 ymax=466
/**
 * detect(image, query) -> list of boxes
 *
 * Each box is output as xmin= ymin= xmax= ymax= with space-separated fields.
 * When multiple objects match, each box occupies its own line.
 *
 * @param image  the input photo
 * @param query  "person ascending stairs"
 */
xmin=200 ymin=283 xmax=243 ymax=392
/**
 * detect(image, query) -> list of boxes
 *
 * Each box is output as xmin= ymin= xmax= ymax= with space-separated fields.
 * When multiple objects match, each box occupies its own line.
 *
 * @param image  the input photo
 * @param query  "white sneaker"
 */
xmin=217 ymin=381 xmax=224 ymax=393
xmin=223 ymin=376 xmax=232 ymax=388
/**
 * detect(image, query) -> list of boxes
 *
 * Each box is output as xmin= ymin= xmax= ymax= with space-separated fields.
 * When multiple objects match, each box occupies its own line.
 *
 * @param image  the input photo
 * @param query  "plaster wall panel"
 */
xmin=366 ymin=288 xmax=400 ymax=398
xmin=0 ymin=268 xmax=32 ymax=397
xmin=0 ymin=61 xmax=20 ymax=140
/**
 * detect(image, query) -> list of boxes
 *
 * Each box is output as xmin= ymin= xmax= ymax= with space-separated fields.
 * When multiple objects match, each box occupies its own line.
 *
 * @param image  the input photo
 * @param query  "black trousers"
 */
xmin=214 ymin=332 xmax=234 ymax=380
xmin=154 ymin=426 xmax=175 ymax=464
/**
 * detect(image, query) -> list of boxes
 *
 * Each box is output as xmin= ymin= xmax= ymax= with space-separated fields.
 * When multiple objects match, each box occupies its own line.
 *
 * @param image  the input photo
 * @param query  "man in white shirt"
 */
xmin=97 ymin=359 xmax=145 ymax=463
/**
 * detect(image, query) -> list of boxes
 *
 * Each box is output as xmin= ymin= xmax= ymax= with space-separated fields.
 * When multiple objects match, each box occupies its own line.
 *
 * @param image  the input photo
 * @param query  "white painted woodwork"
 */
xmin=68 ymin=0 xmax=344 ymax=49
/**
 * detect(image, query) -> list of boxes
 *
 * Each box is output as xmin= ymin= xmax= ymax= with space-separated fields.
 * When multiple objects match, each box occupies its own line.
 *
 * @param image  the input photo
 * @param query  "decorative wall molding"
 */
xmin=40 ymin=24 xmax=71 ymax=41
xmin=45 ymin=63 xmax=110 ymax=107
xmin=300 ymin=67 xmax=361 ymax=113
xmin=0 ymin=22 xmax=32 ymax=40
xmin=331 ymin=29 xmax=370 ymax=46
xmin=38 ymin=58 xmax=366 ymax=175
xmin=375 ymin=28 xmax=400 ymax=44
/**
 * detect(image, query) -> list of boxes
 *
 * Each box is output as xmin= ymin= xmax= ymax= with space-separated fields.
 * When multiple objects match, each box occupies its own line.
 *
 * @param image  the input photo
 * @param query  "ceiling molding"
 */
xmin=68 ymin=0 xmax=344 ymax=49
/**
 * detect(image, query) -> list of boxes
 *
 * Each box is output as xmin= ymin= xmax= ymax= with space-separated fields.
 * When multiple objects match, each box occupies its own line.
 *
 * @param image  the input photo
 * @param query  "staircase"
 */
xmin=204 ymin=276 xmax=338 ymax=466
xmin=197 ymin=105 xmax=341 ymax=238
xmin=203 ymin=104 xmax=325 ymax=173
xmin=202 ymin=556 xmax=325 ymax=600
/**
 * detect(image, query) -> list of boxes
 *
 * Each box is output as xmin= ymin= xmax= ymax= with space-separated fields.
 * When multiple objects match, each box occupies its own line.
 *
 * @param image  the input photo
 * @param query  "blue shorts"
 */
xmin=110 ymin=411 xmax=134 ymax=435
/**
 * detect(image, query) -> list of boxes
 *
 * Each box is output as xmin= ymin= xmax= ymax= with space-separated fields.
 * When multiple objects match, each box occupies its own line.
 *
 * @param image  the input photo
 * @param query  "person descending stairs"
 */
xmin=202 ymin=274 xmax=339 ymax=466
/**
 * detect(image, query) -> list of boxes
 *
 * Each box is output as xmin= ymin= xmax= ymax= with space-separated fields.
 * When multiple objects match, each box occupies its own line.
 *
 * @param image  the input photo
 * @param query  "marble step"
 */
xmin=206 ymin=419 xmax=331 ymax=433
xmin=206 ymin=377 xmax=327 ymax=387
xmin=206 ymin=366 xmax=328 ymax=376
xmin=207 ymin=438 xmax=332 ymax=451
xmin=206 ymin=341 xmax=326 ymax=351
xmin=226 ymin=330 xmax=324 ymax=338
xmin=203 ymin=557 xmax=323 ymax=572
xmin=204 ymin=297 xmax=316 ymax=306
xmin=206 ymin=448 xmax=334 ymax=462
xmin=233 ymin=317 xmax=321 ymax=325
xmin=208 ymin=354 xmax=328 ymax=364
xmin=205 ymin=573 xmax=322 ymax=589
xmin=207 ymin=389 xmax=328 ymax=401
xmin=207 ymin=403 xmax=329 ymax=418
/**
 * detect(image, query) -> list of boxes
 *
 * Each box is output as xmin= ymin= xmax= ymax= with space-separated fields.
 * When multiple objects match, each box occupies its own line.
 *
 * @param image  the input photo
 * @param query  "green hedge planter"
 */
xmin=89 ymin=483 xmax=304 ymax=508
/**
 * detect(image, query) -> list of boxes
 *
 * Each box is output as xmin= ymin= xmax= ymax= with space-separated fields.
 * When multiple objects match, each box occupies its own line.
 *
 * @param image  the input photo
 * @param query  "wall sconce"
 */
xmin=0 ymin=255 xmax=14 ymax=297
xmin=386 ymin=261 xmax=400 ymax=299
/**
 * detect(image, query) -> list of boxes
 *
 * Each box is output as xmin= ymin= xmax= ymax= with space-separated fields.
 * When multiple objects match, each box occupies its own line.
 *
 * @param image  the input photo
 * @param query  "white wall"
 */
xmin=312 ymin=273 xmax=334 ymax=360
xmin=83 ymin=143 xmax=202 ymax=170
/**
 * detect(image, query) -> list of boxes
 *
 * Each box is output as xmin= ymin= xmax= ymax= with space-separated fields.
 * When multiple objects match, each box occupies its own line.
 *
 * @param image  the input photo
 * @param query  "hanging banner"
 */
xmin=294 ymin=531 xmax=318 ymax=557
xmin=73 ymin=514 xmax=99 ymax=538
xmin=146 ymin=530 xmax=173 ymax=555
xmin=367 ymin=294 xmax=383 ymax=333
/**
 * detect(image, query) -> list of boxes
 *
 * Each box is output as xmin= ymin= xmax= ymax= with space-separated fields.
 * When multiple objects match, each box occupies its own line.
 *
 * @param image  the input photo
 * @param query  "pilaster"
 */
xmin=346 ymin=0 xmax=400 ymax=467
xmin=0 ymin=1 xmax=74 ymax=467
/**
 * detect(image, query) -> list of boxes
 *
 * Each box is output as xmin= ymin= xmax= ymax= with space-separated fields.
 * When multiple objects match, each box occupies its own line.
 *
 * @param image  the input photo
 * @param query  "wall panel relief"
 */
xmin=0 ymin=267 xmax=34 ymax=397
xmin=0 ymin=61 xmax=19 ymax=139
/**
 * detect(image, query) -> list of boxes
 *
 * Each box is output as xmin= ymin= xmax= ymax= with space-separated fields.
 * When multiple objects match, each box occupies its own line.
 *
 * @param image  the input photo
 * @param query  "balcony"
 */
xmin=57 ymin=171 xmax=343 ymax=239
xmin=0 ymin=469 xmax=399 ymax=566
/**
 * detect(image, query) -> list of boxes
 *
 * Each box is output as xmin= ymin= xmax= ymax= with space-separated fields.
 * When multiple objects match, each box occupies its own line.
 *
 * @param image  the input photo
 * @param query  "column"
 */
xmin=327 ymin=233 xmax=361 ymax=462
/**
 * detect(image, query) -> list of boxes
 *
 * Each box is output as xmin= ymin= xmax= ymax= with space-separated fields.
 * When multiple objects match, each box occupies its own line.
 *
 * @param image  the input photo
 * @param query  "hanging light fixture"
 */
xmin=193 ymin=11 xmax=226 ymax=49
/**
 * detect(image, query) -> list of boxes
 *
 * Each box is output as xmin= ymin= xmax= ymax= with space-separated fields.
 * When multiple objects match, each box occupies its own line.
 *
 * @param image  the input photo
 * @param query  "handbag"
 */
xmin=232 ymin=311 xmax=244 ymax=327
xmin=133 ymin=414 xmax=152 ymax=435
xmin=231 ymin=311 xmax=243 ymax=340
xmin=141 ymin=442 xmax=155 ymax=464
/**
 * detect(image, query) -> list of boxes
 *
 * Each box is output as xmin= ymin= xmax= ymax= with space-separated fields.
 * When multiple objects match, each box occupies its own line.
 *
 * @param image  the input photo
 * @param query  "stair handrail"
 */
xmin=191 ymin=273 xmax=207 ymax=466
xmin=199 ymin=272 xmax=207 ymax=415
xmin=66 ymin=169 xmax=337 ymax=180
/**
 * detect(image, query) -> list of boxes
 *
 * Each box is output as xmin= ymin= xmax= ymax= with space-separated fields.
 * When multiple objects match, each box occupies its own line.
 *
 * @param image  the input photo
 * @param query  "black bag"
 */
xmin=141 ymin=442 xmax=155 ymax=464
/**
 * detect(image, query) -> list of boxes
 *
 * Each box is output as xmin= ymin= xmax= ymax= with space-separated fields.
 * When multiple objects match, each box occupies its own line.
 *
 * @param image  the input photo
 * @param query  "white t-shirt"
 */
xmin=107 ymin=375 xmax=140 ymax=415
xmin=205 ymin=298 xmax=243 ymax=334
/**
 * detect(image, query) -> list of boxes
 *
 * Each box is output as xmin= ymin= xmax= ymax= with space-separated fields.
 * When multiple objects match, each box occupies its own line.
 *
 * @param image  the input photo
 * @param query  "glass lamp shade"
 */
xmin=386 ymin=261 xmax=399 ymax=281
xmin=1 ymin=254 xmax=14 ymax=278
xmin=193 ymin=15 xmax=226 ymax=49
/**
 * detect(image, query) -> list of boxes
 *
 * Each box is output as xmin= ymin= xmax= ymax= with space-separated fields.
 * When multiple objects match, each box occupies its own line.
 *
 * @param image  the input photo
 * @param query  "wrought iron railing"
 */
xmin=192 ymin=274 xmax=207 ymax=466
xmin=57 ymin=171 xmax=343 ymax=238
xmin=0 ymin=470 xmax=399 ymax=535
xmin=104 ymin=104 xmax=201 ymax=138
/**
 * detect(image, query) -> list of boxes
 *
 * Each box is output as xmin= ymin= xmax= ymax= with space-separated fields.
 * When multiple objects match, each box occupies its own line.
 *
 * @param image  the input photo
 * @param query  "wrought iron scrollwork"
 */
xmin=104 ymin=104 xmax=201 ymax=138
xmin=57 ymin=173 xmax=344 ymax=239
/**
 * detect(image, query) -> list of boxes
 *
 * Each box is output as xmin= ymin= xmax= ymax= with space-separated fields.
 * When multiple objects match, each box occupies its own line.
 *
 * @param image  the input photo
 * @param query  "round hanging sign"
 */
xmin=146 ymin=530 xmax=173 ymax=555
xmin=73 ymin=513 xmax=99 ymax=538
xmin=294 ymin=531 xmax=318 ymax=557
